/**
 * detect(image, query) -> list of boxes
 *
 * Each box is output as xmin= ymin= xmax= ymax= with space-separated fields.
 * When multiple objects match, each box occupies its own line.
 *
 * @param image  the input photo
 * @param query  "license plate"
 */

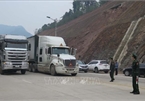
xmin=15 ymin=65 xmax=19 ymax=68
xmin=67 ymin=69 xmax=74 ymax=71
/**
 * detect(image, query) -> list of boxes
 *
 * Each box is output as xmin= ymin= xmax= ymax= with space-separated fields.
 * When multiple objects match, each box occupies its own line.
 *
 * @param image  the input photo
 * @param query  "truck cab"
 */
xmin=0 ymin=34 xmax=29 ymax=74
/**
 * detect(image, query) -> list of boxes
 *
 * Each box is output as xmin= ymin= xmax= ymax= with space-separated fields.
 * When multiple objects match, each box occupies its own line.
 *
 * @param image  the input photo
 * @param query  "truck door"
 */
xmin=46 ymin=47 xmax=52 ymax=72
xmin=38 ymin=47 xmax=44 ymax=71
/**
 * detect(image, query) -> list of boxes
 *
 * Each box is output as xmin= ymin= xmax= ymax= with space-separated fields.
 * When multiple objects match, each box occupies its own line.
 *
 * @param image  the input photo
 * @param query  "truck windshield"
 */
xmin=52 ymin=47 xmax=70 ymax=54
xmin=5 ymin=42 xmax=27 ymax=48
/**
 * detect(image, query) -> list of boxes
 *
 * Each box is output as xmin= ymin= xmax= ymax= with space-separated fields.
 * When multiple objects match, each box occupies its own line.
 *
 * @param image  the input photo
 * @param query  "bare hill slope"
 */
xmin=39 ymin=1 xmax=145 ymax=68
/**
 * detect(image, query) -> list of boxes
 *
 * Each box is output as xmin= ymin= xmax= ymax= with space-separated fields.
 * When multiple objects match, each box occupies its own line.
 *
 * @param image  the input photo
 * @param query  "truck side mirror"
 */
xmin=71 ymin=48 xmax=77 ymax=56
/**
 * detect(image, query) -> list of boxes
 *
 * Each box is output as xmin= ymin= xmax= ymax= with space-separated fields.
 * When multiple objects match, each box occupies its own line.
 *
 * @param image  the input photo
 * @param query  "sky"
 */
xmin=0 ymin=0 xmax=74 ymax=35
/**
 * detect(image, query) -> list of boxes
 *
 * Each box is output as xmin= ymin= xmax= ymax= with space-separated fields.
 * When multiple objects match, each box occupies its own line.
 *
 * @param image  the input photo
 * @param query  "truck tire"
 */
xmin=21 ymin=70 xmax=26 ymax=74
xmin=50 ymin=65 xmax=57 ymax=76
xmin=28 ymin=64 xmax=32 ymax=72
xmin=31 ymin=64 xmax=38 ymax=73
xmin=0 ymin=70 xmax=5 ymax=75
xmin=71 ymin=73 xmax=77 ymax=76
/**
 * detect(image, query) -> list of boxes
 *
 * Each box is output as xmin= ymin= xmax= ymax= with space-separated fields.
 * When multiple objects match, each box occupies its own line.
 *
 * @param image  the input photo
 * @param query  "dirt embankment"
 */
xmin=39 ymin=1 xmax=145 ymax=68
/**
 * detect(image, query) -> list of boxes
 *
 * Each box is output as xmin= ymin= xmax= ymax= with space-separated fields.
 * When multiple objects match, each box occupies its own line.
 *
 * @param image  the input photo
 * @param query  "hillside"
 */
xmin=39 ymin=1 xmax=145 ymax=68
xmin=0 ymin=24 xmax=32 ymax=37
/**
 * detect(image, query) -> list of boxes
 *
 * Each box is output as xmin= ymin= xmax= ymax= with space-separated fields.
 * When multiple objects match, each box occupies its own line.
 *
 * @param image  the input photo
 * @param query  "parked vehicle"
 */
xmin=123 ymin=63 xmax=145 ymax=77
xmin=28 ymin=35 xmax=79 ymax=76
xmin=0 ymin=34 xmax=29 ymax=74
xmin=87 ymin=60 xmax=110 ymax=73
xmin=77 ymin=60 xmax=88 ymax=73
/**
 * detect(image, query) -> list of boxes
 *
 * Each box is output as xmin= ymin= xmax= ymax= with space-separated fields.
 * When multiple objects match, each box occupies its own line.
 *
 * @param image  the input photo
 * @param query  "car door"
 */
xmin=88 ymin=61 xmax=98 ymax=71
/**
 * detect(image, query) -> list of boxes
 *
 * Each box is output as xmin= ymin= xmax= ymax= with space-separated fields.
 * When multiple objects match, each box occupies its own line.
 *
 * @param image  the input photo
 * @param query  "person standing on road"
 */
xmin=109 ymin=57 xmax=115 ymax=82
xmin=130 ymin=53 xmax=140 ymax=94
xmin=115 ymin=60 xmax=118 ymax=75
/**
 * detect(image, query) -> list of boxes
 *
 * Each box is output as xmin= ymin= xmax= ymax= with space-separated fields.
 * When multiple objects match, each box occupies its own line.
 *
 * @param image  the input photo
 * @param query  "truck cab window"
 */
xmin=52 ymin=47 xmax=69 ymax=54
xmin=40 ymin=48 xmax=43 ymax=55
xmin=28 ymin=44 xmax=31 ymax=50
xmin=48 ymin=47 xmax=51 ymax=54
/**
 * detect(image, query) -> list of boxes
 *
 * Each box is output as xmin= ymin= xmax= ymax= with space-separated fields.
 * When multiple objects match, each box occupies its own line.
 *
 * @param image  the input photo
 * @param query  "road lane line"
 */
xmin=22 ymin=79 xmax=32 ymax=84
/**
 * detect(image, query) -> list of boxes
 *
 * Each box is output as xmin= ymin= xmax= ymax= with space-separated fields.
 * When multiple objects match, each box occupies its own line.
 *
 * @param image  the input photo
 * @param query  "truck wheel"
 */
xmin=94 ymin=67 xmax=99 ymax=73
xmin=0 ymin=70 xmax=5 ymax=75
xmin=71 ymin=73 xmax=77 ymax=76
xmin=21 ymin=70 xmax=26 ymax=74
xmin=50 ymin=65 xmax=57 ymax=76
xmin=32 ymin=65 xmax=38 ymax=73
xmin=28 ymin=64 xmax=32 ymax=72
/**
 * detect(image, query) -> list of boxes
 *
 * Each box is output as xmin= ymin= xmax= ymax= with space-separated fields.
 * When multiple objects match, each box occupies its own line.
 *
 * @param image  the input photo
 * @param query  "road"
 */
xmin=0 ymin=71 xmax=145 ymax=101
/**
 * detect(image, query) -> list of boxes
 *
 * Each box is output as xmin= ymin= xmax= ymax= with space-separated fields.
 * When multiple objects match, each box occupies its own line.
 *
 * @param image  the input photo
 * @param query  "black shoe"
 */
xmin=133 ymin=92 xmax=140 ymax=95
xmin=130 ymin=91 xmax=135 ymax=93
xmin=110 ymin=80 xmax=113 ymax=82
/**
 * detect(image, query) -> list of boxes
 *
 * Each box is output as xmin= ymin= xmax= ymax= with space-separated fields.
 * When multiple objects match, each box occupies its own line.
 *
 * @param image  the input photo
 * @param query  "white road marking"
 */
xmin=22 ymin=79 xmax=32 ymax=84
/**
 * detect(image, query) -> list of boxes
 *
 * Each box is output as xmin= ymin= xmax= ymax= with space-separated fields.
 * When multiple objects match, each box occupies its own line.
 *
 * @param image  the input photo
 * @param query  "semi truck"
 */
xmin=0 ymin=34 xmax=29 ymax=74
xmin=28 ymin=35 xmax=79 ymax=76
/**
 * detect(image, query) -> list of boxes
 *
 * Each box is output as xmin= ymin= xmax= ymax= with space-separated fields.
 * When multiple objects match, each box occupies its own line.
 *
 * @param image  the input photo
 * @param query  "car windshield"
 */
xmin=77 ymin=60 xmax=85 ymax=64
xmin=52 ymin=47 xmax=70 ymax=54
xmin=5 ymin=42 xmax=27 ymax=48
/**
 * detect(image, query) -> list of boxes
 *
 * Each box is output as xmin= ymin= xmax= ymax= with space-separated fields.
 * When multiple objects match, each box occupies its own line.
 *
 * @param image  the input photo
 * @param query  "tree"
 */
xmin=42 ymin=24 xmax=48 ymax=31
xmin=39 ymin=0 xmax=100 ymax=33
xmin=99 ymin=0 xmax=109 ymax=6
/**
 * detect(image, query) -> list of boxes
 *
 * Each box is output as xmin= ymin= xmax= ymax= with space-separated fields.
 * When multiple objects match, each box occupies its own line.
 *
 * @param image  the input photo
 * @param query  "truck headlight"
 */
xmin=3 ymin=62 xmax=11 ymax=65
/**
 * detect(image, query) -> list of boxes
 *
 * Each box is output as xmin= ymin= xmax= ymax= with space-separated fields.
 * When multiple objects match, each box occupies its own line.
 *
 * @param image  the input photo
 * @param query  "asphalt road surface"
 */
xmin=0 ymin=71 xmax=145 ymax=101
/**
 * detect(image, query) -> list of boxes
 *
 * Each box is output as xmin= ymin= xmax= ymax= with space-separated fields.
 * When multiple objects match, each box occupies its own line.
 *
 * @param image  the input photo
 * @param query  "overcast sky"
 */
xmin=0 ymin=0 xmax=73 ymax=35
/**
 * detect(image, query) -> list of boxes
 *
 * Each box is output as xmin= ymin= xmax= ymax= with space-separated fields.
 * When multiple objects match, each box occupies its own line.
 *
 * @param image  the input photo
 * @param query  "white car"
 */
xmin=87 ymin=60 xmax=110 ymax=73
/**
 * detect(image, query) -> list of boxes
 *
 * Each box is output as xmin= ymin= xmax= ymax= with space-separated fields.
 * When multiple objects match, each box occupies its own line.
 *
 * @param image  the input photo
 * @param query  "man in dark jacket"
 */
xmin=109 ymin=57 xmax=115 ymax=82
xmin=130 ymin=53 xmax=140 ymax=94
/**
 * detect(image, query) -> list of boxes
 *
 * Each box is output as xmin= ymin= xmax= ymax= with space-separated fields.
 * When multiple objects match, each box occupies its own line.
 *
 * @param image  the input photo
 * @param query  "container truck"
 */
xmin=28 ymin=35 xmax=79 ymax=76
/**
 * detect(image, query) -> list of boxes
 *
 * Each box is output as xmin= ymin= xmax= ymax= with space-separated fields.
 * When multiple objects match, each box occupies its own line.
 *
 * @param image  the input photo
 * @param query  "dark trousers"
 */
xmin=132 ymin=75 xmax=140 ymax=93
xmin=110 ymin=70 xmax=114 ymax=80
xmin=115 ymin=68 xmax=118 ymax=75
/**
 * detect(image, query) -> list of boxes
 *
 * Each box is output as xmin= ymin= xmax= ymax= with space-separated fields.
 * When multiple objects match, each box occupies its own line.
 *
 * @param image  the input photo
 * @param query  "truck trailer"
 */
xmin=0 ymin=34 xmax=29 ymax=74
xmin=28 ymin=35 xmax=79 ymax=76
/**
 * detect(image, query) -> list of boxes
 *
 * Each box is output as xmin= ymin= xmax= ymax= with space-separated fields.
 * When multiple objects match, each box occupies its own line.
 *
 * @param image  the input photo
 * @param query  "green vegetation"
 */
xmin=37 ymin=0 xmax=108 ymax=34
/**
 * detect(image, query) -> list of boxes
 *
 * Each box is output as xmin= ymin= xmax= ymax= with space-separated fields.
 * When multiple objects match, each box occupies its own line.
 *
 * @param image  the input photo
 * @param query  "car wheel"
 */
xmin=94 ymin=67 xmax=99 ymax=73
xmin=50 ymin=65 xmax=57 ymax=76
xmin=71 ymin=73 xmax=77 ymax=76
xmin=104 ymin=71 xmax=108 ymax=73
xmin=84 ymin=71 xmax=88 ymax=73
xmin=124 ymin=70 xmax=130 ymax=76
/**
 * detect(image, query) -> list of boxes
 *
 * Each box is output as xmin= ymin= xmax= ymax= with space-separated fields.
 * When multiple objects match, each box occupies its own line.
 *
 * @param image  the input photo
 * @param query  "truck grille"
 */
xmin=64 ymin=60 xmax=76 ymax=67
xmin=6 ymin=51 xmax=27 ymax=61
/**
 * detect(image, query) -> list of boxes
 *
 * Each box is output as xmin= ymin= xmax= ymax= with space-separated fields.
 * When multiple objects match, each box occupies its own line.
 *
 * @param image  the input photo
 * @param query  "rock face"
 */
xmin=39 ymin=1 xmax=145 ymax=69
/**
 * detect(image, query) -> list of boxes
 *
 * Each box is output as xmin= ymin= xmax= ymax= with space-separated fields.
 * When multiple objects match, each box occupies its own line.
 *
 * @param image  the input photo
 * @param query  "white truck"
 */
xmin=0 ymin=34 xmax=29 ymax=74
xmin=28 ymin=35 xmax=79 ymax=76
